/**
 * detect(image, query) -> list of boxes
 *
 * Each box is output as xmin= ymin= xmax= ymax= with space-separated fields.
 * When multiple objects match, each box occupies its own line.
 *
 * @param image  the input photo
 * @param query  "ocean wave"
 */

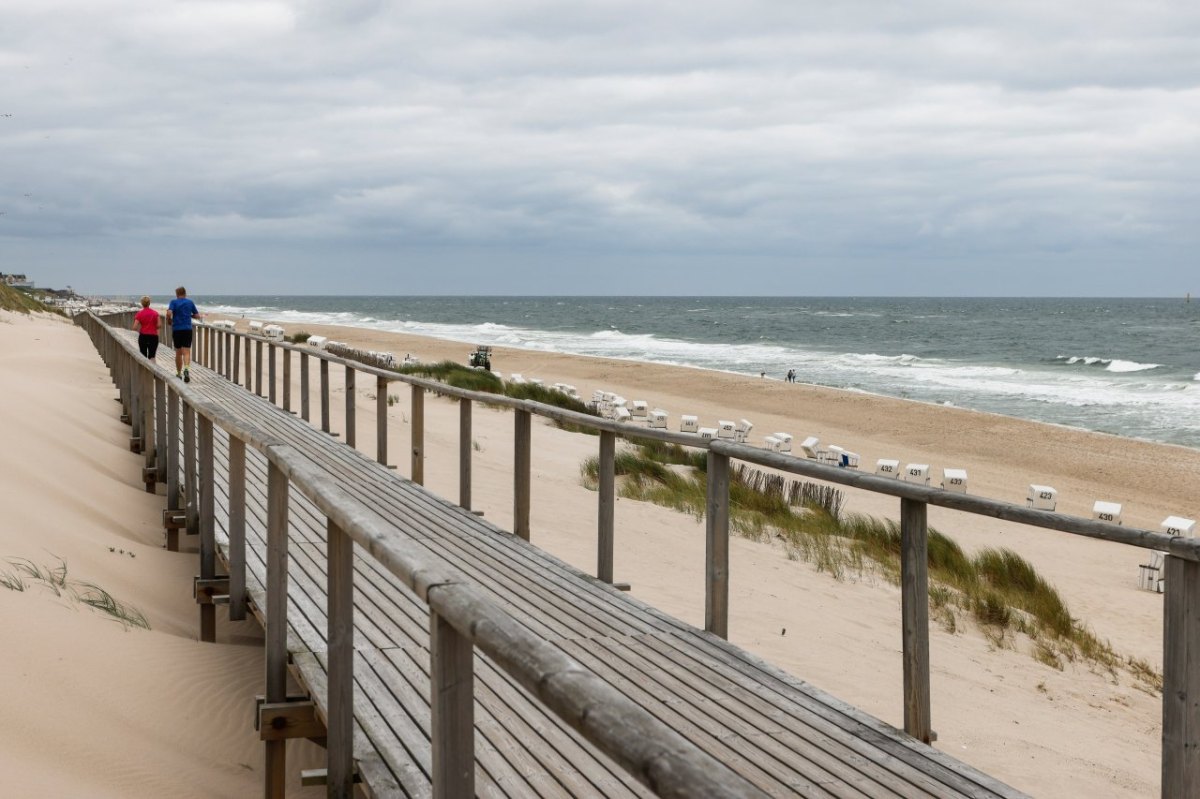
xmin=1055 ymin=355 xmax=1161 ymax=373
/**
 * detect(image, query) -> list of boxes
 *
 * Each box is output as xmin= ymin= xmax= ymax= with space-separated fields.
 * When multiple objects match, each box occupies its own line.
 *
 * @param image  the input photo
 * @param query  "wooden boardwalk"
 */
xmin=96 ymin=320 xmax=1029 ymax=798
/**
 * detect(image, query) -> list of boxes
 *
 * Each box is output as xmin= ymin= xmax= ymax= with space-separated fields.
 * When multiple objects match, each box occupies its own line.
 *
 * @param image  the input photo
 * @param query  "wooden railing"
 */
xmin=79 ymin=311 xmax=767 ymax=798
xmin=88 ymin=313 xmax=1200 ymax=797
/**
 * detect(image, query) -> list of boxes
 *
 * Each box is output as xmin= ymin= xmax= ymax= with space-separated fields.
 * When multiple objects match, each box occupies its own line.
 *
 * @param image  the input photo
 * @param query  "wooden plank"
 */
xmin=377 ymin=375 xmax=388 ymax=466
xmin=345 ymin=365 xmax=356 ymax=449
xmin=321 ymin=358 xmax=331 ymax=433
xmin=255 ymin=339 xmax=264 ymax=396
xmin=328 ymin=519 xmax=356 ymax=798
xmin=228 ymin=437 xmax=247 ymax=621
xmin=183 ymin=403 xmax=198 ymax=535
xmin=232 ymin=332 xmax=241 ymax=384
xmin=900 ymin=498 xmax=932 ymax=744
xmin=265 ymin=459 xmax=289 ymax=798
xmin=155 ymin=377 xmax=167 ymax=482
xmin=283 ymin=347 xmax=292 ymax=412
xmin=514 ymin=410 xmax=531 ymax=541
xmin=430 ymin=606 xmax=475 ymax=798
xmin=412 ymin=385 xmax=425 ymax=485
xmin=244 ymin=336 xmax=252 ymax=391
xmin=705 ymin=450 xmax=730 ymax=638
xmin=199 ymin=414 xmax=216 ymax=643
xmin=1163 ymin=555 xmax=1200 ymax=797
xmin=260 ymin=701 xmax=326 ymax=741
xmin=300 ymin=351 xmax=310 ymax=422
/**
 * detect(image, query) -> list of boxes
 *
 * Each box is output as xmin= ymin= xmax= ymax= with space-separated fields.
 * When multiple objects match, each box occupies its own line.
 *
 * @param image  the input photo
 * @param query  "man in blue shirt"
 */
xmin=166 ymin=286 xmax=203 ymax=382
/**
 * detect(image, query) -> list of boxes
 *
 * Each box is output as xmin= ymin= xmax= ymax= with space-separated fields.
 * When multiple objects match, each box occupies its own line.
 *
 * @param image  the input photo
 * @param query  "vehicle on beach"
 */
xmin=468 ymin=345 xmax=492 ymax=370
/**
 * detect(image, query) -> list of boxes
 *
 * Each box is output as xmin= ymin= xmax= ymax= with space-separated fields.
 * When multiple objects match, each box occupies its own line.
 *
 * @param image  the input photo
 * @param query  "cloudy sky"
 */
xmin=2 ymin=1 xmax=1198 ymax=296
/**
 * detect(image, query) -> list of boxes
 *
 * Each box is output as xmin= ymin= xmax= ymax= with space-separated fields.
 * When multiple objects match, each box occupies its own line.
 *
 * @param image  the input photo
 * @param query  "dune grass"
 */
xmin=580 ymin=444 xmax=1160 ymax=689
xmin=0 ymin=556 xmax=150 ymax=630
xmin=0 ymin=283 xmax=61 ymax=315
xmin=286 ymin=331 xmax=312 ymax=344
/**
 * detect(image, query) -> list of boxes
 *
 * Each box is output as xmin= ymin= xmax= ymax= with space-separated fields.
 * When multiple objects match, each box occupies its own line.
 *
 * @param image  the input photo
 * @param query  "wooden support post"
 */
xmin=255 ymin=340 xmax=263 ymax=396
xmin=265 ymin=461 xmax=289 ymax=799
xmin=244 ymin=337 xmax=253 ymax=391
xmin=514 ymin=409 xmax=531 ymax=542
xmin=198 ymin=415 xmax=216 ymax=643
xmin=430 ymin=605 xmax=475 ymax=799
xmin=141 ymin=369 xmax=156 ymax=479
xmin=597 ymin=431 xmax=615 ymax=584
xmin=705 ymin=450 xmax=730 ymax=639
xmin=327 ymin=519 xmax=355 ymax=798
xmin=228 ymin=437 xmax=247 ymax=622
xmin=345 ymin=366 xmax=356 ymax=449
xmin=155 ymin=378 xmax=167 ymax=483
xmin=300 ymin=352 xmax=310 ymax=422
xmin=183 ymin=404 xmax=198 ymax=536
xmin=129 ymin=356 xmax=142 ymax=449
xmin=224 ymin=330 xmax=233 ymax=379
xmin=376 ymin=375 xmax=387 ymax=465
xmin=320 ymin=359 xmax=331 ymax=433
xmin=166 ymin=389 xmax=180 ymax=552
xmin=233 ymin=333 xmax=241 ymax=384
xmin=901 ymin=497 xmax=933 ymax=744
xmin=282 ymin=348 xmax=292 ymax=412
xmin=411 ymin=385 xmax=425 ymax=485
xmin=1163 ymin=555 xmax=1200 ymax=797
xmin=459 ymin=398 xmax=472 ymax=510
xmin=268 ymin=343 xmax=277 ymax=404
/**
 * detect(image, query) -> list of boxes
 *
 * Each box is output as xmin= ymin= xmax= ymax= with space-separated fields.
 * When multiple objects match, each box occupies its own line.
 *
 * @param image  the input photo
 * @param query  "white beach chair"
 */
xmin=647 ymin=409 xmax=668 ymax=429
xmin=941 ymin=468 xmax=968 ymax=493
xmin=1027 ymin=484 xmax=1058 ymax=511
xmin=698 ymin=427 xmax=718 ymax=440
xmin=630 ymin=400 xmax=648 ymax=417
xmin=510 ymin=373 xmax=525 ymax=384
xmin=1139 ymin=551 xmax=1165 ymax=593
xmin=717 ymin=420 xmax=737 ymax=440
xmin=1092 ymin=501 xmax=1123 ymax=525
xmin=763 ymin=436 xmax=782 ymax=452
xmin=816 ymin=449 xmax=839 ymax=466
xmin=680 ymin=415 xmax=699 ymax=434
xmin=772 ymin=433 xmax=793 ymax=453
xmin=736 ymin=419 xmax=753 ymax=443
xmin=800 ymin=436 xmax=820 ymax=459
xmin=248 ymin=320 xmax=264 ymax=334
xmin=903 ymin=464 xmax=931 ymax=486
xmin=875 ymin=459 xmax=900 ymax=478
xmin=614 ymin=407 xmax=631 ymax=423
xmin=263 ymin=324 xmax=285 ymax=341
xmin=839 ymin=451 xmax=861 ymax=469
xmin=1161 ymin=516 xmax=1197 ymax=537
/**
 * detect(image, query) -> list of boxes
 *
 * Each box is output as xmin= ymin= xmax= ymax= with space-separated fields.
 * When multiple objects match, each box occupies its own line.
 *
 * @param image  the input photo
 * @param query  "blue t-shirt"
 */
xmin=168 ymin=297 xmax=199 ymax=331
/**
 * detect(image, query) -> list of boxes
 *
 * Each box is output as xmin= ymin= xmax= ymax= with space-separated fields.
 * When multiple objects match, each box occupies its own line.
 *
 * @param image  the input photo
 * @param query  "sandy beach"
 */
xmin=4 ymin=307 xmax=1195 ymax=796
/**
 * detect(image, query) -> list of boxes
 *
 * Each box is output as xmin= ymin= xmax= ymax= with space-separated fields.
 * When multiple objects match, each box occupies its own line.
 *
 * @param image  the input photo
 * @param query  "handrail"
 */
xmin=80 ymin=312 xmax=767 ymax=798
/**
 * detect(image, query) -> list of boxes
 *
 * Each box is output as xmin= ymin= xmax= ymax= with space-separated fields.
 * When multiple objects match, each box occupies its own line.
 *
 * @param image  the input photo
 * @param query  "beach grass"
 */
xmin=580 ymin=444 xmax=1158 ymax=689
xmin=286 ymin=331 xmax=312 ymax=344
xmin=0 ymin=284 xmax=61 ymax=315
xmin=0 ymin=556 xmax=150 ymax=630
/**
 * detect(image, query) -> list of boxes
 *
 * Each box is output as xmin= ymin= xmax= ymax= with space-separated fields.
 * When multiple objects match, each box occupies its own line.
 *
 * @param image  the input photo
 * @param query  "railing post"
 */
xmin=183 ymin=404 xmax=198 ymax=536
xmin=430 ymin=600 xmax=475 ymax=798
xmin=1163 ymin=555 xmax=1200 ymax=797
xmin=705 ymin=449 xmax=730 ymax=638
xmin=255 ymin=339 xmax=263 ymax=396
xmin=459 ymin=398 xmax=472 ymax=510
xmin=320 ymin=359 xmax=331 ymax=433
xmin=300 ymin=352 xmax=310 ymax=422
xmin=327 ymin=519 xmax=355 ymax=798
xmin=166 ymin=388 xmax=180 ymax=552
xmin=598 ymin=430 xmax=615 ymax=583
xmin=376 ymin=375 xmax=388 ymax=465
xmin=513 ymin=409 xmax=531 ymax=541
xmin=411 ymin=385 xmax=425 ymax=485
xmin=128 ymin=355 xmax=142 ymax=449
xmin=901 ymin=497 xmax=933 ymax=744
xmin=224 ymin=330 xmax=233 ymax=379
xmin=282 ymin=348 xmax=292 ymax=412
xmin=233 ymin=333 xmax=241 ymax=384
xmin=155 ymin=377 xmax=167 ymax=483
xmin=141 ymin=369 xmax=156 ymax=478
xmin=265 ymin=460 xmax=289 ymax=799
xmin=228 ymin=437 xmax=247 ymax=622
xmin=345 ymin=365 xmax=356 ymax=449
xmin=244 ymin=337 xmax=253 ymax=391
xmin=198 ymin=415 xmax=216 ymax=643
xmin=268 ymin=343 xmax=277 ymax=404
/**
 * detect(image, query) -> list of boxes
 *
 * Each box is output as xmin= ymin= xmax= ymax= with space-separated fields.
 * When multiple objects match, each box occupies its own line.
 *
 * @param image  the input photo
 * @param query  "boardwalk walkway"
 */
xmin=97 ymin=320 xmax=1026 ymax=798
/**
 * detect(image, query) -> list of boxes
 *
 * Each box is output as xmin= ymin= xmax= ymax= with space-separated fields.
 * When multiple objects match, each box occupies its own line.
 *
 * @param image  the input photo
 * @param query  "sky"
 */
xmin=2 ymin=0 xmax=1198 ymax=296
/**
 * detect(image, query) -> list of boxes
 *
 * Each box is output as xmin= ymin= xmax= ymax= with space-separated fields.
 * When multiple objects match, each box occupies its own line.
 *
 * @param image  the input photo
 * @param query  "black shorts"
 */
xmin=138 ymin=334 xmax=159 ymax=359
xmin=172 ymin=329 xmax=194 ymax=349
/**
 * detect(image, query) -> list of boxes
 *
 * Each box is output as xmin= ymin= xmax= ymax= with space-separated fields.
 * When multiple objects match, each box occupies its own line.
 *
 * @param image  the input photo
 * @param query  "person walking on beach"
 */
xmin=166 ymin=286 xmax=202 ymax=382
xmin=131 ymin=296 xmax=160 ymax=360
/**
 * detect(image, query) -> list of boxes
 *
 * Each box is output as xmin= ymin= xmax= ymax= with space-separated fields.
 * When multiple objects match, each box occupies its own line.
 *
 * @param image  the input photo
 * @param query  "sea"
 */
xmin=192 ymin=296 xmax=1200 ymax=450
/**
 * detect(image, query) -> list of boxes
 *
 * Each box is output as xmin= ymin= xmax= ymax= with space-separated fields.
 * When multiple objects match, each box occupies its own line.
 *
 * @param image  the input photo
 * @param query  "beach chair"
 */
xmin=614 ymin=407 xmax=631 ymax=423
xmin=248 ymin=320 xmax=264 ymax=334
xmin=736 ymin=419 xmax=753 ymax=443
xmin=763 ymin=436 xmax=782 ymax=452
xmin=839 ymin=451 xmax=861 ymax=469
xmin=1139 ymin=551 xmax=1165 ymax=593
xmin=263 ymin=324 xmax=285 ymax=341
xmin=680 ymin=415 xmax=699 ymax=433
xmin=529 ymin=378 xmax=543 ymax=387
xmin=772 ymin=433 xmax=793 ymax=453
xmin=307 ymin=335 xmax=328 ymax=349
xmin=800 ymin=436 xmax=820 ymax=459
xmin=647 ymin=409 xmax=668 ymax=429
xmin=942 ymin=468 xmax=968 ymax=493
xmin=698 ymin=427 xmax=718 ymax=440
xmin=631 ymin=400 xmax=648 ymax=417
xmin=510 ymin=373 xmax=525 ymax=384
xmin=903 ymin=464 xmax=930 ymax=486
xmin=1092 ymin=501 xmax=1122 ymax=525
xmin=717 ymin=420 xmax=737 ymax=439
xmin=875 ymin=459 xmax=900 ymax=478
xmin=1027 ymin=484 xmax=1058 ymax=511
xmin=1161 ymin=516 xmax=1197 ymax=537
xmin=817 ymin=449 xmax=839 ymax=465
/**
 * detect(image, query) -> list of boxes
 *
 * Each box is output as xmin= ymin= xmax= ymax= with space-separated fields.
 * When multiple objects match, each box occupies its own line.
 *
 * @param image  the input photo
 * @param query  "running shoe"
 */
xmin=183 ymin=368 xmax=191 ymax=383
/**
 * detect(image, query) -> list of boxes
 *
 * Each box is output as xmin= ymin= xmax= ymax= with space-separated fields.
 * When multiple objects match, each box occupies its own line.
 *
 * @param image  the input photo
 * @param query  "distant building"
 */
xmin=0 ymin=272 xmax=34 ymax=288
